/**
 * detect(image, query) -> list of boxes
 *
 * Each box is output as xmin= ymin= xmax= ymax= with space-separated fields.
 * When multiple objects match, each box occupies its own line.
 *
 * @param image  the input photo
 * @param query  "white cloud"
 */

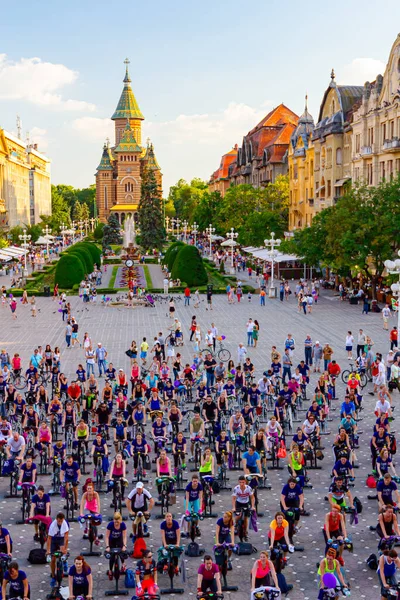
xmin=339 ymin=57 xmax=386 ymax=85
xmin=0 ymin=54 xmax=96 ymax=111
xmin=71 ymin=116 xmax=114 ymax=142
xmin=30 ymin=126 xmax=48 ymax=151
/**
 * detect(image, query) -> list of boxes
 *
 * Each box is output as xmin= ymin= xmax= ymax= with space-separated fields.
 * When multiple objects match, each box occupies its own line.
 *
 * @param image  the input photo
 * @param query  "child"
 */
xmin=247 ymin=291 xmax=252 ymax=302
xmin=140 ymin=338 xmax=149 ymax=365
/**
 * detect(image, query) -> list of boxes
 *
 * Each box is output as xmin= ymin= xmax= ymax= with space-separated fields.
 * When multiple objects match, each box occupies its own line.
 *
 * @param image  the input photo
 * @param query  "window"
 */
xmin=396 ymin=158 xmax=400 ymax=173
xmin=382 ymin=123 xmax=387 ymax=143
xmin=327 ymin=180 xmax=331 ymax=197
xmin=315 ymin=181 xmax=319 ymax=197
xmin=355 ymin=134 xmax=360 ymax=153
xmin=390 ymin=120 xmax=395 ymax=139
xmin=310 ymin=160 xmax=314 ymax=173
xmin=327 ymin=148 xmax=332 ymax=167
xmin=367 ymin=163 xmax=373 ymax=185
xmin=388 ymin=160 xmax=394 ymax=180
xmin=380 ymin=161 xmax=386 ymax=180
xmin=104 ymin=185 xmax=108 ymax=210
xmin=294 ymin=165 xmax=298 ymax=179
xmin=336 ymin=148 xmax=342 ymax=165
xmin=354 ymin=167 xmax=359 ymax=181
xmin=125 ymin=182 xmax=134 ymax=192
xmin=368 ymin=127 xmax=374 ymax=146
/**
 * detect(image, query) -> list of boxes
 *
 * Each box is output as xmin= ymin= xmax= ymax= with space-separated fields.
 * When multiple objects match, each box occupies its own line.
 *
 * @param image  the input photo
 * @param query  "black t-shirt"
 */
xmin=203 ymin=401 xmax=217 ymax=420
xmin=204 ymin=359 xmax=217 ymax=373
xmin=96 ymin=406 xmax=110 ymax=424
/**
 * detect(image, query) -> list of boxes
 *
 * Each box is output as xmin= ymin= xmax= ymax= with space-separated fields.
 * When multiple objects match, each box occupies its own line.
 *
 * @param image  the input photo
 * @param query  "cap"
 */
xmin=389 ymin=350 xmax=394 ymax=353
xmin=97 ymin=342 xmax=101 ymax=346
xmin=315 ymin=341 xmax=320 ymax=344
xmin=119 ymin=368 xmax=123 ymax=371
xmin=136 ymin=482 xmax=144 ymax=489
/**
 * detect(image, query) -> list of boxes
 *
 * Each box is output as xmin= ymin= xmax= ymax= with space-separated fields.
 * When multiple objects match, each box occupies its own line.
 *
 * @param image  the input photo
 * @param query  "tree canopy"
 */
xmin=138 ymin=167 xmax=165 ymax=251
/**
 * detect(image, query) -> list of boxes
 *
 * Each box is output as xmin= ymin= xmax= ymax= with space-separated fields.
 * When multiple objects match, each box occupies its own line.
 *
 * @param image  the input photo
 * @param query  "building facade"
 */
xmin=351 ymin=34 xmax=400 ymax=186
xmin=288 ymin=98 xmax=315 ymax=230
xmin=208 ymin=145 xmax=238 ymax=196
xmin=0 ymin=128 xmax=50 ymax=229
xmin=96 ymin=60 xmax=162 ymax=223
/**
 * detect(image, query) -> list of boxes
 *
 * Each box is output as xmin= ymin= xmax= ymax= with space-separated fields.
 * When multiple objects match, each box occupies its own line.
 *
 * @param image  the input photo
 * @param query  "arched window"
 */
xmin=336 ymin=148 xmax=342 ymax=165
xmin=125 ymin=182 xmax=134 ymax=192
xmin=104 ymin=186 xmax=108 ymax=210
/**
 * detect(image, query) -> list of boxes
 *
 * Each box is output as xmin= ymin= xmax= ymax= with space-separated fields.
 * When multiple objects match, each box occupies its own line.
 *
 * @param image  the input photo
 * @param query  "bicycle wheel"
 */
xmin=218 ymin=348 xmax=231 ymax=362
xmin=200 ymin=348 xmax=214 ymax=359
xmin=359 ymin=372 xmax=368 ymax=389
xmin=40 ymin=372 xmax=51 ymax=387
xmin=12 ymin=374 xmax=26 ymax=390
xmin=341 ymin=370 xmax=350 ymax=384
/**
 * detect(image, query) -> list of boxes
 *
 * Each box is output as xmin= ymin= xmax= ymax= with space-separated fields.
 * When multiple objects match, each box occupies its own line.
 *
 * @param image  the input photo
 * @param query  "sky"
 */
xmin=1 ymin=0 xmax=400 ymax=196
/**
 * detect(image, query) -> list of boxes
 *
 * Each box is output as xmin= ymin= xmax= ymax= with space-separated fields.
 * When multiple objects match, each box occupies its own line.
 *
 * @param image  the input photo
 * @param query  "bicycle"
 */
xmin=28 ymin=514 xmax=49 ymax=549
xmin=51 ymin=456 xmax=61 ymax=495
xmin=79 ymin=513 xmax=103 ymax=557
xmin=38 ymin=443 xmax=50 ymax=476
xmin=7 ymin=458 xmax=20 ymax=497
xmin=184 ymin=511 xmax=204 ymax=555
xmin=104 ymin=548 xmax=130 ymax=596
xmin=156 ymin=476 xmax=175 ymax=517
xmin=235 ymin=504 xmax=252 ymax=542
xmin=93 ymin=450 xmax=105 ymax=492
xmin=213 ymin=541 xmax=237 ymax=592
xmin=251 ymin=587 xmax=281 ymax=600
xmin=157 ymin=544 xmax=185 ymax=594
xmin=62 ymin=481 xmax=76 ymax=521
xmin=10 ymin=371 xmax=27 ymax=390
xmin=192 ymin=437 xmax=204 ymax=471
xmin=50 ymin=549 xmax=70 ymax=595
xmin=200 ymin=340 xmax=231 ymax=363
xmin=19 ymin=482 xmax=35 ymax=523
xmin=341 ymin=363 xmax=367 ymax=389
xmin=200 ymin=475 xmax=217 ymax=518
xmin=174 ymin=451 xmax=186 ymax=491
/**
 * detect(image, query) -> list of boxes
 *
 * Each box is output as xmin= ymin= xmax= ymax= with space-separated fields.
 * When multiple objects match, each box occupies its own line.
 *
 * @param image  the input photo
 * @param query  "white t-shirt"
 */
xmin=303 ymin=420 xmax=318 ymax=435
xmin=49 ymin=519 xmax=69 ymax=537
xmin=127 ymin=488 xmax=152 ymax=509
xmin=246 ymin=322 xmax=255 ymax=333
xmin=375 ymin=400 xmax=391 ymax=413
xmin=232 ymin=484 xmax=253 ymax=503
xmin=7 ymin=435 xmax=25 ymax=452
xmin=345 ymin=335 xmax=354 ymax=346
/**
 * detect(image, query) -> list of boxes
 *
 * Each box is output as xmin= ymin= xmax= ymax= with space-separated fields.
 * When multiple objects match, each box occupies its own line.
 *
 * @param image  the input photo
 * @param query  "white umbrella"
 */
xmin=44 ymin=234 xmax=55 ymax=240
xmin=221 ymin=238 xmax=238 ymax=247
xmin=35 ymin=236 xmax=53 ymax=245
xmin=211 ymin=234 xmax=225 ymax=241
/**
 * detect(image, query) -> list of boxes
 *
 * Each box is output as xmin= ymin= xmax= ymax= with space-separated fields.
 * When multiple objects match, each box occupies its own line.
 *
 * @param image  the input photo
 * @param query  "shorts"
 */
xmin=51 ymin=537 xmax=64 ymax=553
xmin=235 ymin=501 xmax=250 ymax=513
xmin=72 ymin=333 xmax=78 ymax=339
xmin=345 ymin=346 xmax=352 ymax=352
xmin=140 ymin=351 xmax=147 ymax=359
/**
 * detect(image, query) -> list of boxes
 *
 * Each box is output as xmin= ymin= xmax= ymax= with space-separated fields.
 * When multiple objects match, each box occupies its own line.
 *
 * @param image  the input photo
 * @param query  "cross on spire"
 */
xmin=123 ymin=58 xmax=131 ymax=83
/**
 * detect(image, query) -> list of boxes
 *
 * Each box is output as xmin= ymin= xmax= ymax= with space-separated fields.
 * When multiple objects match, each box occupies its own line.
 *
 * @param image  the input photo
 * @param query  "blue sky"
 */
xmin=1 ymin=0 xmax=400 ymax=195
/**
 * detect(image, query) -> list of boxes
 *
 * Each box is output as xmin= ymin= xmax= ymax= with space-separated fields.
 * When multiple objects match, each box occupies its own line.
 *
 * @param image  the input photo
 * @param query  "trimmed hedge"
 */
xmin=55 ymin=254 xmax=86 ymax=288
xmin=67 ymin=247 xmax=93 ymax=273
xmin=76 ymin=242 xmax=102 ymax=266
xmin=171 ymin=245 xmax=207 ymax=287
xmin=163 ymin=241 xmax=184 ymax=271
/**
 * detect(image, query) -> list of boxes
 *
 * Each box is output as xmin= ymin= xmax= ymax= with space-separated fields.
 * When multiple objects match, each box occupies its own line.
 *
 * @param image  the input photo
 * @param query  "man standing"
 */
xmin=390 ymin=326 xmax=398 ymax=351
xmin=204 ymin=353 xmax=217 ymax=388
xmin=246 ymin=319 xmax=255 ymax=346
xmin=312 ymin=341 xmax=323 ymax=373
xmin=284 ymin=334 xmax=295 ymax=357
xmin=357 ymin=329 xmax=366 ymax=358
xmin=282 ymin=349 xmax=292 ymax=383
xmin=184 ymin=286 xmax=191 ymax=307
xmin=95 ymin=343 xmax=108 ymax=377
xmin=382 ymin=304 xmax=391 ymax=331
xmin=304 ymin=335 xmax=313 ymax=366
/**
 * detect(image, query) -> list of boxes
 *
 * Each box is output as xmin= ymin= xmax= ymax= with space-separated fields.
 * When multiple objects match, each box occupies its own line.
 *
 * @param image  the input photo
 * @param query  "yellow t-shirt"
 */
xmin=270 ymin=518 xmax=289 ymax=531
xmin=141 ymin=342 xmax=149 ymax=352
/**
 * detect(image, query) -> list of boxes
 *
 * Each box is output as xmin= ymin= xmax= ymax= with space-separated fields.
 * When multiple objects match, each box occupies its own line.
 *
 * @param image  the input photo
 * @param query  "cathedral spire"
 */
xmin=111 ymin=59 xmax=144 ymax=121
xmin=123 ymin=58 xmax=131 ymax=84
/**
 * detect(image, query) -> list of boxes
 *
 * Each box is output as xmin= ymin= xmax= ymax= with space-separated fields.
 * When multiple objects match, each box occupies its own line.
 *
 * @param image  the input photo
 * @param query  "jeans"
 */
xmin=282 ymin=366 xmax=291 ymax=382
xmin=184 ymin=297 xmax=190 ymax=306
xmin=86 ymin=362 xmax=94 ymax=376
xmin=280 ymin=291 xmax=284 ymax=301
xmin=260 ymin=296 xmax=265 ymax=306
xmin=247 ymin=332 xmax=254 ymax=346
xmin=305 ymin=347 xmax=312 ymax=366
xmin=66 ymin=335 xmax=71 ymax=347
xmin=324 ymin=359 xmax=331 ymax=371
xmin=206 ymin=372 xmax=215 ymax=387
xmin=98 ymin=359 xmax=106 ymax=375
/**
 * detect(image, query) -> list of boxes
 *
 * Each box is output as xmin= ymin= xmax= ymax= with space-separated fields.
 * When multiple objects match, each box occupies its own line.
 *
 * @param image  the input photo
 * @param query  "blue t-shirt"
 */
xmin=106 ymin=520 xmax=126 ymax=546
xmin=377 ymin=479 xmax=397 ymax=502
xmin=216 ymin=517 xmax=232 ymax=542
xmin=21 ymin=462 xmax=36 ymax=483
xmin=0 ymin=527 xmax=10 ymax=550
xmin=341 ymin=401 xmax=355 ymax=415
xmin=68 ymin=565 xmax=91 ymax=588
xmin=160 ymin=519 xmax=180 ymax=544
xmin=271 ymin=363 xmax=281 ymax=374
xmin=4 ymin=569 xmax=28 ymax=597
xmin=333 ymin=460 xmax=352 ymax=477
xmin=185 ymin=481 xmax=203 ymax=501
xmin=62 ymin=461 xmax=80 ymax=480
xmin=152 ymin=422 xmax=166 ymax=437
xmin=32 ymin=492 xmax=50 ymax=514
xmin=377 ymin=456 xmax=392 ymax=474
xmin=242 ymin=450 xmax=260 ymax=468
xmin=281 ymin=483 xmax=302 ymax=504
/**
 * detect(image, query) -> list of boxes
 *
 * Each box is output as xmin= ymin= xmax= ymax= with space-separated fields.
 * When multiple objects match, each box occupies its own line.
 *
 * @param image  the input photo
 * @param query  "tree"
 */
xmin=73 ymin=200 xmax=83 ymax=222
xmin=168 ymin=178 xmax=208 ymax=221
xmin=171 ymin=245 xmax=207 ymax=286
xmin=55 ymin=254 xmax=85 ymax=288
xmin=102 ymin=214 xmax=122 ymax=250
xmin=93 ymin=222 xmax=105 ymax=241
xmin=80 ymin=203 xmax=90 ymax=222
xmin=192 ymin=191 xmax=222 ymax=232
xmin=138 ymin=167 xmax=165 ymax=251
xmin=49 ymin=186 xmax=71 ymax=230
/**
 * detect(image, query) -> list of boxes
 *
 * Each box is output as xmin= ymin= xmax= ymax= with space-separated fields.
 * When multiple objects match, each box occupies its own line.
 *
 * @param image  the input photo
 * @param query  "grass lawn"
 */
xmin=143 ymin=265 xmax=152 ymax=288
xmin=109 ymin=265 xmax=119 ymax=288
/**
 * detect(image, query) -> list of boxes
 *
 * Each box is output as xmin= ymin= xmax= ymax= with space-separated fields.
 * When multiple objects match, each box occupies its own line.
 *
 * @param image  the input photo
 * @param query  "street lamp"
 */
xmin=84 ymin=219 xmax=89 ymax=236
xmin=384 ymin=250 xmax=400 ymax=337
xmin=90 ymin=217 xmax=95 ymax=233
xmin=192 ymin=222 xmax=198 ymax=247
xmin=19 ymin=229 xmax=31 ymax=273
xmin=226 ymin=227 xmax=238 ymax=272
xmin=71 ymin=221 xmax=76 ymax=244
xmin=43 ymin=225 xmax=52 ymax=262
xmin=182 ymin=220 xmax=188 ymax=243
xmin=205 ymin=224 xmax=215 ymax=256
xmin=165 ymin=216 xmax=170 ymax=233
xmin=264 ymin=231 xmax=281 ymax=298
xmin=78 ymin=220 xmax=84 ymax=239
xmin=172 ymin=218 xmax=181 ymax=238
xmin=60 ymin=223 xmax=68 ymax=247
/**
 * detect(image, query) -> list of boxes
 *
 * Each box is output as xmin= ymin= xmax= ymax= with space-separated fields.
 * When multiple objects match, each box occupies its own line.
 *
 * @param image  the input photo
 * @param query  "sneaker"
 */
xmin=74 ymin=503 xmax=79 ymax=510
xmin=142 ymin=470 xmax=147 ymax=477
xmin=50 ymin=577 xmax=56 ymax=588
xmin=34 ymin=534 xmax=39 ymax=541
xmin=227 ymin=560 xmax=232 ymax=571
xmin=285 ymin=584 xmax=293 ymax=593
xmin=94 ymin=538 xmax=100 ymax=545
xmin=337 ymin=556 xmax=345 ymax=567
xmin=174 ymin=566 xmax=180 ymax=575
xmin=120 ymin=564 xmax=127 ymax=573
xmin=84 ymin=526 xmax=88 ymax=535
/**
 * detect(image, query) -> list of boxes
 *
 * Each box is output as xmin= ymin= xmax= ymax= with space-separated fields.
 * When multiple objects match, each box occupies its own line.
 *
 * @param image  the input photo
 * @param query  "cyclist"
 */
xmin=172 ymin=431 xmax=187 ymax=473
xmin=215 ymin=510 xmax=235 ymax=567
xmin=377 ymin=473 xmax=400 ymax=510
xmin=317 ymin=547 xmax=348 ymax=598
xmin=185 ymin=474 xmax=203 ymax=513
xmin=62 ymin=402 xmax=76 ymax=440
xmin=323 ymin=504 xmax=348 ymax=558
xmin=68 ymin=555 xmax=93 ymax=599
xmin=372 ymin=427 xmax=391 ymax=469
xmin=328 ymin=476 xmax=354 ymax=511
xmin=199 ymin=447 xmax=215 ymax=477
xmin=47 ymin=512 xmax=70 ymax=588
xmin=340 ymin=395 xmax=356 ymax=420
xmin=197 ymin=554 xmax=223 ymax=596
xmin=131 ymin=432 xmax=148 ymax=477
xmin=60 ymin=455 xmax=81 ymax=510
xmin=332 ymin=453 xmax=354 ymax=480
xmin=302 ymin=413 xmax=320 ymax=439
xmin=47 ymin=396 xmax=62 ymax=427
xmin=126 ymin=482 xmax=154 ymax=538
xmin=0 ymin=521 xmax=12 ymax=555
xmin=377 ymin=448 xmax=397 ymax=478
xmin=74 ymin=419 xmax=90 ymax=455
xmin=160 ymin=512 xmax=181 ymax=552
xmin=1 ymin=560 xmax=29 ymax=600
xmin=268 ymin=511 xmax=294 ymax=555
xmin=113 ymin=414 xmax=127 ymax=454
xmin=242 ymin=445 xmax=261 ymax=475
xmin=229 ymin=408 xmax=245 ymax=443
xmin=105 ymin=511 xmax=128 ymax=577
xmin=377 ymin=504 xmax=400 ymax=539
xmin=232 ymin=475 xmax=255 ymax=540
xmin=135 ymin=548 xmax=159 ymax=597
xmin=67 ymin=380 xmax=82 ymax=415
xmin=215 ymin=429 xmax=230 ymax=467
xmin=79 ymin=480 xmax=101 ymax=544
xmin=281 ymin=477 xmax=304 ymax=526
xmin=22 ymin=405 xmax=39 ymax=436
xmin=250 ymin=550 xmax=279 ymax=591
xmin=30 ymin=484 xmax=51 ymax=540
xmin=378 ymin=549 xmax=400 ymax=600
xmin=18 ymin=455 xmax=37 ymax=485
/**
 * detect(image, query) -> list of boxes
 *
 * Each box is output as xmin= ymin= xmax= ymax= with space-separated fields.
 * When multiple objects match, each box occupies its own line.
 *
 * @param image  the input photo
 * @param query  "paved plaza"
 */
xmin=0 ymin=283 xmax=396 ymax=600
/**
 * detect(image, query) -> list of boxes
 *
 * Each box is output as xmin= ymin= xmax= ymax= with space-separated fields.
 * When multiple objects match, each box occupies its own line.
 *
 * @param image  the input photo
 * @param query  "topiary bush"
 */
xmin=55 ymin=254 xmax=86 ymax=288
xmin=171 ymin=245 xmax=207 ymax=287
xmin=93 ymin=222 xmax=105 ymax=241
xmin=163 ymin=241 xmax=184 ymax=271
xmin=67 ymin=246 xmax=93 ymax=273
xmin=75 ymin=242 xmax=101 ymax=267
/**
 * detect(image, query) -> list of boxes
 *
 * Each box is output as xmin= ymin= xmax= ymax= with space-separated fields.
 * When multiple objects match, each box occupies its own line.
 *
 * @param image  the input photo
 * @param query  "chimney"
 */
xmin=33 ymin=144 xmax=38 ymax=150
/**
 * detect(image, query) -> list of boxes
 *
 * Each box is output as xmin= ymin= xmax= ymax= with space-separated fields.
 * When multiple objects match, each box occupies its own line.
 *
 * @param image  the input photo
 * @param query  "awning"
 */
xmin=110 ymin=205 xmax=138 ymax=211
xmin=35 ymin=236 xmax=53 ymax=245
xmin=244 ymin=248 xmax=302 ymax=262
xmin=315 ymin=185 xmax=325 ymax=194
xmin=0 ymin=246 xmax=27 ymax=261
xmin=334 ymin=178 xmax=350 ymax=187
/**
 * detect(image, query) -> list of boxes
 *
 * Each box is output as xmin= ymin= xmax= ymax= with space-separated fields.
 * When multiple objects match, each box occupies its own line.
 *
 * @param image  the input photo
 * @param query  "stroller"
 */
xmin=144 ymin=294 xmax=156 ymax=308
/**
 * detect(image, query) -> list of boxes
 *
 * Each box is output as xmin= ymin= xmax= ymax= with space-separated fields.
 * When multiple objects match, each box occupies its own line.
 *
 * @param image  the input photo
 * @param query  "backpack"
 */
xmin=2 ymin=459 xmax=14 ymax=476
xmin=391 ymin=436 xmax=397 ymax=455
xmin=132 ymin=536 xmax=147 ymax=559
xmin=234 ymin=542 xmax=257 ymax=555
xmin=28 ymin=548 xmax=47 ymax=564
xmin=353 ymin=496 xmax=363 ymax=514
xmin=212 ymin=480 xmax=221 ymax=494
xmin=124 ymin=568 xmax=136 ymax=588
xmin=186 ymin=542 xmax=201 ymax=557
xmin=366 ymin=553 xmax=378 ymax=570
xmin=366 ymin=475 xmax=377 ymax=489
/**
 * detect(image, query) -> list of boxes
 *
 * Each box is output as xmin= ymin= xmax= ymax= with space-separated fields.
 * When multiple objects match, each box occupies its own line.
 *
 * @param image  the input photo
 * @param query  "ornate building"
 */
xmin=0 ymin=128 xmax=51 ymax=229
xmin=96 ymin=59 xmax=162 ymax=223
xmin=208 ymin=145 xmax=238 ymax=196
xmin=288 ymin=97 xmax=315 ymax=230
xmin=351 ymin=34 xmax=400 ymax=186
xmin=227 ymin=104 xmax=298 ymax=187
xmin=311 ymin=70 xmax=362 ymax=213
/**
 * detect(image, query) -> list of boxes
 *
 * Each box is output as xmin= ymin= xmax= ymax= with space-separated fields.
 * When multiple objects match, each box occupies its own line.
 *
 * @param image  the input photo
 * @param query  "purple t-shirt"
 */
xmin=198 ymin=563 xmax=219 ymax=580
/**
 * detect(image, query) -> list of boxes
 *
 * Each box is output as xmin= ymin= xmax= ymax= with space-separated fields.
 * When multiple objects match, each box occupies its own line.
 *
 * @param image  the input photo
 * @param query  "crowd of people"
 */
xmin=0 ymin=270 xmax=398 ymax=600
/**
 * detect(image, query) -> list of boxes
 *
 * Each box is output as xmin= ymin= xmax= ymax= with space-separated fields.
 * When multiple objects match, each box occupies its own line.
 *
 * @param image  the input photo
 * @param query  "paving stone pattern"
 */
xmin=0 ymin=286 xmax=395 ymax=600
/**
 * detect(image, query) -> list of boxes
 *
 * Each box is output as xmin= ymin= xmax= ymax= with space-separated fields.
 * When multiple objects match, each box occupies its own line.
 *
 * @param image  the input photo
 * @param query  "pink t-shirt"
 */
xmin=198 ymin=563 xmax=219 ymax=580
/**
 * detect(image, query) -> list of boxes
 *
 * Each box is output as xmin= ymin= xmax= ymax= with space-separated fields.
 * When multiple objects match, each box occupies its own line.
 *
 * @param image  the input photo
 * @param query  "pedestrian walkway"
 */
xmin=147 ymin=263 xmax=164 ymax=288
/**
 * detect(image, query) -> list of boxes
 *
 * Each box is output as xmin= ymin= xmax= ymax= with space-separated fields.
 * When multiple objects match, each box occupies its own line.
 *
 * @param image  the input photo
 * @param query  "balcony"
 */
xmin=383 ymin=138 xmax=400 ymax=152
xmin=360 ymin=146 xmax=372 ymax=157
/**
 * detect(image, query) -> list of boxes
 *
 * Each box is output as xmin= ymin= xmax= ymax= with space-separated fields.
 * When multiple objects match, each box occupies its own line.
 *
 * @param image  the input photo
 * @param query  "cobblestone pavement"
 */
xmin=0 ymin=287 xmax=396 ymax=600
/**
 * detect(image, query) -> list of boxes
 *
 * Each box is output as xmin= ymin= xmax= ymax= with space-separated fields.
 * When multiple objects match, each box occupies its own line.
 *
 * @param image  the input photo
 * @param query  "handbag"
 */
xmin=125 ymin=349 xmax=134 ymax=358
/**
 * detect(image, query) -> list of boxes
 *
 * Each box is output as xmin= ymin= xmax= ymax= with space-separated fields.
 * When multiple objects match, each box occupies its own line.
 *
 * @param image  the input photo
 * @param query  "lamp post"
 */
xmin=226 ymin=227 xmax=239 ymax=273
xmin=384 ymin=250 xmax=400 ymax=336
xmin=264 ymin=231 xmax=281 ymax=298
xmin=192 ymin=222 xmax=198 ymax=247
xmin=71 ymin=221 xmax=76 ymax=244
xmin=61 ymin=223 xmax=68 ymax=247
xmin=205 ymin=224 xmax=215 ymax=257
xmin=173 ymin=218 xmax=181 ymax=238
xmin=84 ymin=219 xmax=89 ymax=237
xmin=165 ymin=216 xmax=170 ymax=233
xmin=78 ymin=220 xmax=84 ymax=239
xmin=43 ymin=225 xmax=52 ymax=262
xmin=182 ymin=220 xmax=188 ymax=243
xmin=19 ymin=229 xmax=31 ymax=274
xmin=90 ymin=217 xmax=95 ymax=233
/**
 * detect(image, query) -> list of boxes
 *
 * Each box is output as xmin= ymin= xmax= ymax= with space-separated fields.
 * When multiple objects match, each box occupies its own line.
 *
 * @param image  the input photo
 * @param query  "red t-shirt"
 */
xmin=328 ymin=364 xmax=341 ymax=376
xmin=68 ymin=385 xmax=81 ymax=399
xmin=198 ymin=563 xmax=219 ymax=580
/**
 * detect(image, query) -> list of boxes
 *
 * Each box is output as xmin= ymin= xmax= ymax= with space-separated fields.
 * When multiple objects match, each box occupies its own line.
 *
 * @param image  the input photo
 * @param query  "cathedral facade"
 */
xmin=95 ymin=59 xmax=162 ymax=224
